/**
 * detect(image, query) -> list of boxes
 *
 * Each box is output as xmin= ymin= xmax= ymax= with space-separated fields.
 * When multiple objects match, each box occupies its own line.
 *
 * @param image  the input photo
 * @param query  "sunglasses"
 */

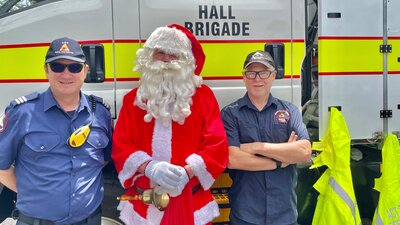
xmin=48 ymin=62 xmax=84 ymax=73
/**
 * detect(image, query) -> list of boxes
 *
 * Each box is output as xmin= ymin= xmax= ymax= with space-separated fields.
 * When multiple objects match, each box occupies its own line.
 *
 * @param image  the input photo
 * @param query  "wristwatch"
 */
xmin=275 ymin=160 xmax=282 ymax=169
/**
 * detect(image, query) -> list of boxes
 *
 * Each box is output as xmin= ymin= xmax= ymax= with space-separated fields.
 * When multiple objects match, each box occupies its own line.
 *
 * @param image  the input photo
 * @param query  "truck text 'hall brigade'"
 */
xmin=0 ymin=0 xmax=399 ymax=224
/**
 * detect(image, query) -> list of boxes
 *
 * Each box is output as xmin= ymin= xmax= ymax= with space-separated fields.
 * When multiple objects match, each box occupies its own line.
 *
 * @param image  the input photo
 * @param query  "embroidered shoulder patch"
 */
xmin=0 ymin=113 xmax=8 ymax=133
xmin=274 ymin=110 xmax=290 ymax=124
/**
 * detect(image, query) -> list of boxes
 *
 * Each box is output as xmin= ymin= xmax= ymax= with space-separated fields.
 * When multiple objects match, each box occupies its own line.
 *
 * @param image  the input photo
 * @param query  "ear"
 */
xmin=84 ymin=64 xmax=89 ymax=74
xmin=44 ymin=64 xmax=49 ymax=78
xmin=271 ymin=70 xmax=277 ymax=79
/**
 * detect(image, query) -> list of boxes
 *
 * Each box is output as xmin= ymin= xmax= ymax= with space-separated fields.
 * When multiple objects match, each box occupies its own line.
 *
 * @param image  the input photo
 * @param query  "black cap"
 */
xmin=45 ymin=37 xmax=86 ymax=63
xmin=243 ymin=51 xmax=275 ymax=69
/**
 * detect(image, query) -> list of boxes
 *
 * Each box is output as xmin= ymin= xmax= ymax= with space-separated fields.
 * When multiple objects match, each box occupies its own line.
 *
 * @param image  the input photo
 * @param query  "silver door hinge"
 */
xmin=380 ymin=44 xmax=392 ymax=53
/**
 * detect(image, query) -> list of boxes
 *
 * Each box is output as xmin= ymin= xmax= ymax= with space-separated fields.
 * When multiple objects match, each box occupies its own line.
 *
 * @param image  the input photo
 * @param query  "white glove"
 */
xmin=148 ymin=164 xmax=190 ymax=197
xmin=164 ymin=166 xmax=189 ymax=197
xmin=145 ymin=161 xmax=183 ymax=190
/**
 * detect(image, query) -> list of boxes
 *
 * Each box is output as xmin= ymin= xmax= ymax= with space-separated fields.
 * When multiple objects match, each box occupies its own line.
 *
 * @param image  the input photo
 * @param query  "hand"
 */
xmin=145 ymin=161 xmax=183 ymax=190
xmin=153 ymin=166 xmax=189 ymax=197
xmin=165 ymin=166 xmax=189 ymax=197
xmin=288 ymin=131 xmax=298 ymax=142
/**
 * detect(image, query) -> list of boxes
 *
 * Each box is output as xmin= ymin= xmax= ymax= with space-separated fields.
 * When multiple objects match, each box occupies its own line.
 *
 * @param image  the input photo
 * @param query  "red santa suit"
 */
xmin=111 ymin=24 xmax=228 ymax=225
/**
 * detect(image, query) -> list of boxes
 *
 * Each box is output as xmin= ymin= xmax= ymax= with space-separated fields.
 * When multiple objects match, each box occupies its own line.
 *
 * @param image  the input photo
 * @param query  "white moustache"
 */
xmin=146 ymin=60 xmax=183 ymax=74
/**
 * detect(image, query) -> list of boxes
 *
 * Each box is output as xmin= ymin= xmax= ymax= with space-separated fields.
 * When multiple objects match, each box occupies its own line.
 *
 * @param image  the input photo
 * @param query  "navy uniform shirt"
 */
xmin=0 ymin=88 xmax=112 ymax=224
xmin=221 ymin=93 xmax=310 ymax=225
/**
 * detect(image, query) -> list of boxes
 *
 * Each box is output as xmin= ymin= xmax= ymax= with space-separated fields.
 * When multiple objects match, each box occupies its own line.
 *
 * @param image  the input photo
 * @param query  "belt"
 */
xmin=17 ymin=206 xmax=101 ymax=225
xmin=136 ymin=184 xmax=201 ymax=195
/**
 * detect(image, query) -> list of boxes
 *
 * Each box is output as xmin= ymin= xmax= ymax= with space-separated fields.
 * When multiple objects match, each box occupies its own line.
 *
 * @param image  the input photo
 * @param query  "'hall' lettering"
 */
xmin=199 ymin=5 xmax=235 ymax=19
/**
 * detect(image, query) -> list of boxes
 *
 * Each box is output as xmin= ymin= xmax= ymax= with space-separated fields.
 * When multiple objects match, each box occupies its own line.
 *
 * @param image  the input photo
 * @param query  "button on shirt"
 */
xmin=221 ymin=93 xmax=310 ymax=225
xmin=0 ymin=89 xmax=112 ymax=224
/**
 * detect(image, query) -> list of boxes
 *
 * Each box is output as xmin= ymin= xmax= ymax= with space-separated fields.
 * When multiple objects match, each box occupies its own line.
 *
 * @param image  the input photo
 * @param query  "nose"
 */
xmin=162 ymin=53 xmax=178 ymax=62
xmin=254 ymin=73 xmax=262 ymax=80
xmin=163 ymin=54 xmax=176 ymax=62
xmin=154 ymin=51 xmax=178 ymax=62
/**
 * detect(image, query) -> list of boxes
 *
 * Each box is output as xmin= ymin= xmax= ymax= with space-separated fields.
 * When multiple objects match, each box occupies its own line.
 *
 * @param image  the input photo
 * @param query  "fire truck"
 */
xmin=0 ymin=0 xmax=399 ymax=224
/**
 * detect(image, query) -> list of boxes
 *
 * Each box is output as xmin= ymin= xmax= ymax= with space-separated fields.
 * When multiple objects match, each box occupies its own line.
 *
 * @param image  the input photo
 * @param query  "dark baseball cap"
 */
xmin=243 ymin=51 xmax=275 ymax=70
xmin=45 ymin=37 xmax=86 ymax=63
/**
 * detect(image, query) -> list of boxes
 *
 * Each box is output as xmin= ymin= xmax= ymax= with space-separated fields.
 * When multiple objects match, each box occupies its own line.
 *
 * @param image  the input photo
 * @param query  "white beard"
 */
xmin=135 ymin=58 xmax=202 ymax=127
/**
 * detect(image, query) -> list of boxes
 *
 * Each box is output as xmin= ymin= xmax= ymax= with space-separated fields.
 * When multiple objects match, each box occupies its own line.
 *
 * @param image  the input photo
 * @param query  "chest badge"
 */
xmin=274 ymin=110 xmax=290 ymax=124
xmin=0 ymin=113 xmax=8 ymax=133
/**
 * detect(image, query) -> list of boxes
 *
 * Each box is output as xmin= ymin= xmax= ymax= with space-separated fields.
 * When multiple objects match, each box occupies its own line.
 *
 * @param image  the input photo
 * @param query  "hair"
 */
xmin=134 ymin=48 xmax=202 ymax=126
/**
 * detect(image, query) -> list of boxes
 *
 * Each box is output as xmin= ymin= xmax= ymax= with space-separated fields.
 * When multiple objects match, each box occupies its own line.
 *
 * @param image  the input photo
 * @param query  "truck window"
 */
xmin=0 ymin=0 xmax=46 ymax=17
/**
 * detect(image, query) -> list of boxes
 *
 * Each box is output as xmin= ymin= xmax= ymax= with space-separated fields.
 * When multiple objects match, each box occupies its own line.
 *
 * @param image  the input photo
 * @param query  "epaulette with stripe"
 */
xmin=90 ymin=95 xmax=111 ymax=110
xmin=10 ymin=92 xmax=40 ymax=107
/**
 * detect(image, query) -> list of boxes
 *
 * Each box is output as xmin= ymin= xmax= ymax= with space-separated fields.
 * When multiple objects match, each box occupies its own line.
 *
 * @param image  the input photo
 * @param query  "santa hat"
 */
xmin=144 ymin=24 xmax=205 ymax=75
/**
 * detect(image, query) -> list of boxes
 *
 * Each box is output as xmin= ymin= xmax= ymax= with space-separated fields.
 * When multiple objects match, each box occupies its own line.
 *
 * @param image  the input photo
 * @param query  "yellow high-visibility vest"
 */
xmin=310 ymin=108 xmax=362 ymax=225
xmin=372 ymin=134 xmax=400 ymax=225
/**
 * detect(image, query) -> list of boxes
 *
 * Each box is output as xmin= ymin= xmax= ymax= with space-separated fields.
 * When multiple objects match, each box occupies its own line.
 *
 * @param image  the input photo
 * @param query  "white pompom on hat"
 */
xmin=143 ymin=24 xmax=206 ymax=75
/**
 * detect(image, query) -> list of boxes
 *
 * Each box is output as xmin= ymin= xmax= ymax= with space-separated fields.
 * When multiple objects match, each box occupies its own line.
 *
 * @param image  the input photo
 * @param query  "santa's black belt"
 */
xmin=136 ymin=184 xmax=201 ymax=195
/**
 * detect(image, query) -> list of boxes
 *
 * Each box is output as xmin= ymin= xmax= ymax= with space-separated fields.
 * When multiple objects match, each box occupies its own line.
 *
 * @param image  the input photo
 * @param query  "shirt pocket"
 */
xmin=86 ymin=127 xmax=109 ymax=163
xmin=24 ymin=132 xmax=60 ymax=153
xmin=238 ymin=120 xmax=258 ymax=143
xmin=271 ymin=122 xmax=289 ymax=142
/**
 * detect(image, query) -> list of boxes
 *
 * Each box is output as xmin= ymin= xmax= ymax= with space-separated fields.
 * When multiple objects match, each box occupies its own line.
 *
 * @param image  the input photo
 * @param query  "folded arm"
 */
xmin=0 ymin=166 xmax=16 ymax=192
xmin=240 ymin=132 xmax=311 ymax=164
xmin=228 ymin=146 xmax=286 ymax=171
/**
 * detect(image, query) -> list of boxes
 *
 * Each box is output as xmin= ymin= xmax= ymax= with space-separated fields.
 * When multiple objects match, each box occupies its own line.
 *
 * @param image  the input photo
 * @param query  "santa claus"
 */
xmin=111 ymin=24 xmax=228 ymax=225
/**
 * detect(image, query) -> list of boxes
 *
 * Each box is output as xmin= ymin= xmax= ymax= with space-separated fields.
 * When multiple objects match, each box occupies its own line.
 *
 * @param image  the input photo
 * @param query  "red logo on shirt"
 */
xmin=274 ymin=110 xmax=290 ymax=124
xmin=0 ymin=113 xmax=8 ymax=133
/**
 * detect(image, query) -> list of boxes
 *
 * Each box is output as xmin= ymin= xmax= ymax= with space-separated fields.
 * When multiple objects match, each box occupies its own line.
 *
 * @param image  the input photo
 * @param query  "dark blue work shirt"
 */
xmin=221 ymin=93 xmax=309 ymax=225
xmin=0 ymin=88 xmax=112 ymax=225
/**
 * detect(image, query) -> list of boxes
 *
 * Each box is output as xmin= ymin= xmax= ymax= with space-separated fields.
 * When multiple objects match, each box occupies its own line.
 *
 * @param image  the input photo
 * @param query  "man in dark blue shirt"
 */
xmin=0 ymin=37 xmax=112 ymax=225
xmin=221 ymin=51 xmax=312 ymax=225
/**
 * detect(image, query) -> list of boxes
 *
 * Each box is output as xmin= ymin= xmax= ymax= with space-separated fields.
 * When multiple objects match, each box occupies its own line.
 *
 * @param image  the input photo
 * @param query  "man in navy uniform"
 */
xmin=221 ymin=51 xmax=311 ymax=225
xmin=0 ymin=37 xmax=112 ymax=225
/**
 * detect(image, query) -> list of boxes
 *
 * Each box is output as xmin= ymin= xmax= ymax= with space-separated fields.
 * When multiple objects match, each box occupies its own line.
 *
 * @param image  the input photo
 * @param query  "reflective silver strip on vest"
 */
xmin=329 ymin=177 xmax=361 ymax=225
xmin=375 ymin=207 xmax=384 ymax=225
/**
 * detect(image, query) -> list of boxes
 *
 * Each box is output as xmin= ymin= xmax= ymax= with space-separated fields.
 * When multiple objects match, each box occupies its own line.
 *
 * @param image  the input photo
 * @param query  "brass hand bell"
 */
xmin=117 ymin=188 xmax=170 ymax=211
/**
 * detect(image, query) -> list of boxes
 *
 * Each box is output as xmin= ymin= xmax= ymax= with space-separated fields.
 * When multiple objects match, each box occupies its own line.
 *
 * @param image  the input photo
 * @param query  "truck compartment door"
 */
xmin=318 ymin=0 xmax=384 ymax=140
xmin=387 ymin=0 xmax=400 ymax=137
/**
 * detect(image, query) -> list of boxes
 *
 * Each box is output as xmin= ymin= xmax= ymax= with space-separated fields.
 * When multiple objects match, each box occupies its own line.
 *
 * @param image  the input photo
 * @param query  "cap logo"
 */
xmin=0 ymin=113 xmax=8 ymax=133
xmin=57 ymin=42 xmax=73 ymax=54
xmin=274 ymin=110 xmax=290 ymax=124
xmin=251 ymin=52 xmax=265 ymax=60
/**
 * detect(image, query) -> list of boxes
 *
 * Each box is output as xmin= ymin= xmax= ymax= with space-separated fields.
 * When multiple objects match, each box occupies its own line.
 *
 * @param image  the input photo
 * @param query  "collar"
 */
xmin=43 ymin=88 xmax=90 ymax=113
xmin=238 ymin=92 xmax=277 ymax=111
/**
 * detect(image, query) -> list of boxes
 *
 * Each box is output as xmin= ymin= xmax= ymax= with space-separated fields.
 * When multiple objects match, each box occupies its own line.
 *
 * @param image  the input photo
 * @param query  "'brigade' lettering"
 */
xmin=186 ymin=22 xmax=249 ymax=36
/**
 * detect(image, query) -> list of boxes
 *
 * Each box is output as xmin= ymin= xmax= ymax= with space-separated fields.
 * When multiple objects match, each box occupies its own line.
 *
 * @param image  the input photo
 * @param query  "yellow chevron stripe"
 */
xmin=0 ymin=43 xmax=117 ymax=80
xmin=319 ymin=39 xmax=382 ymax=73
xmin=1 ymin=41 xmax=304 ymax=80
xmin=388 ymin=39 xmax=400 ymax=72
xmin=202 ymin=42 xmax=304 ymax=77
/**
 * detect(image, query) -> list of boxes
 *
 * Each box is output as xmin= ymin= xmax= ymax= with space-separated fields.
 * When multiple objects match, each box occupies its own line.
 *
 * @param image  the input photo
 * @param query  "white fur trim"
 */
xmin=186 ymin=154 xmax=215 ymax=190
xmin=118 ymin=151 xmax=152 ymax=188
xmin=194 ymin=200 xmax=220 ymax=225
xmin=147 ymin=204 xmax=165 ymax=224
xmin=117 ymin=201 xmax=164 ymax=225
xmin=144 ymin=26 xmax=192 ymax=58
xmin=152 ymin=119 xmax=172 ymax=162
